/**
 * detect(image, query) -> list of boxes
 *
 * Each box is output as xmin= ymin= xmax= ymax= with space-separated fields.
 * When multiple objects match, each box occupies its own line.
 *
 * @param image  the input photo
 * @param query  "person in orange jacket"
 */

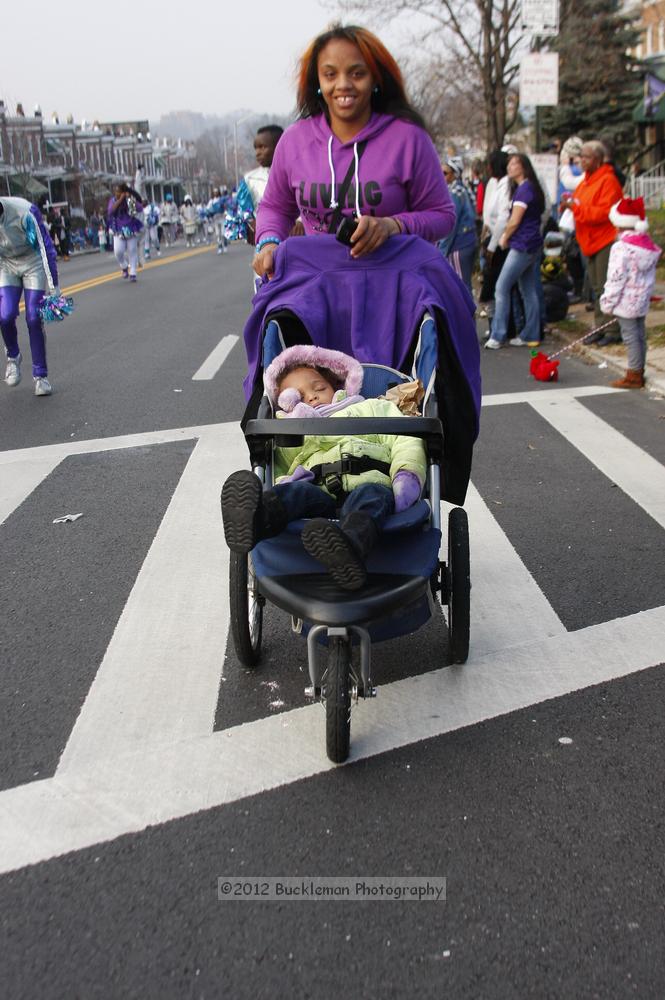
xmin=563 ymin=140 xmax=623 ymax=340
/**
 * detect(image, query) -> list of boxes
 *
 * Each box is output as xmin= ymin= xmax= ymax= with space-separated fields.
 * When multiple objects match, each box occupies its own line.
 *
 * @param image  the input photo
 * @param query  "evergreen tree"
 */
xmin=540 ymin=0 xmax=642 ymax=163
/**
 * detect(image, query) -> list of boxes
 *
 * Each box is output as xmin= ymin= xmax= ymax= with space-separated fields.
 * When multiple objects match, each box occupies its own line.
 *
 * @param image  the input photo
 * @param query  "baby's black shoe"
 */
xmin=302 ymin=519 xmax=367 ymax=591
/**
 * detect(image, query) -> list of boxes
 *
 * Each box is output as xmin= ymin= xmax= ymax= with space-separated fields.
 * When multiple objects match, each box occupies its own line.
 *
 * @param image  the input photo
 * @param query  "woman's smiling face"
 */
xmin=317 ymin=38 xmax=375 ymax=133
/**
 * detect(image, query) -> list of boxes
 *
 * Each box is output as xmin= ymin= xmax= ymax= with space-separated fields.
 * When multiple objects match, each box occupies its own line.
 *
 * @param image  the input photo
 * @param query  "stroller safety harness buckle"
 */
xmin=310 ymin=454 xmax=392 ymax=498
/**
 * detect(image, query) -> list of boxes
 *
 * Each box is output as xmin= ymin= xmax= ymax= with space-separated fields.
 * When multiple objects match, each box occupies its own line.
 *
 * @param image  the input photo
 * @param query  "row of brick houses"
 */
xmin=0 ymin=107 xmax=207 ymax=215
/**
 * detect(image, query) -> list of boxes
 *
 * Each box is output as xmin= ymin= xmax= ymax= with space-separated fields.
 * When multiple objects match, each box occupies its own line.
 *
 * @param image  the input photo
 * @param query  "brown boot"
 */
xmin=611 ymin=368 xmax=645 ymax=389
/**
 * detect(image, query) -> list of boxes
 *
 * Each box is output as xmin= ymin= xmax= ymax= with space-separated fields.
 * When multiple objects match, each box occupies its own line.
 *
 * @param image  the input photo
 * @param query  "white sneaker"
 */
xmin=217 ymin=248 xmax=223 ymax=254
xmin=509 ymin=337 xmax=527 ymax=347
xmin=34 ymin=377 xmax=52 ymax=396
xmin=5 ymin=352 xmax=22 ymax=386
xmin=484 ymin=338 xmax=503 ymax=350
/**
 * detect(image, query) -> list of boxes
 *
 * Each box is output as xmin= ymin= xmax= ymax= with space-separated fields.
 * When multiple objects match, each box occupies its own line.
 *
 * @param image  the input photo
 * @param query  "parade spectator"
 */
xmin=485 ymin=153 xmax=545 ymax=349
xmin=0 ymin=196 xmax=59 ymax=395
xmin=557 ymin=135 xmax=585 ymax=302
xmin=60 ymin=211 xmax=71 ymax=261
xmin=564 ymin=140 xmax=623 ymax=341
xmin=600 ymin=197 xmax=661 ymax=386
xmin=438 ymin=157 xmax=477 ymax=294
xmin=253 ymin=23 xmax=455 ymax=280
xmin=107 ymin=183 xmax=143 ymax=282
xmin=478 ymin=149 xmax=510 ymax=321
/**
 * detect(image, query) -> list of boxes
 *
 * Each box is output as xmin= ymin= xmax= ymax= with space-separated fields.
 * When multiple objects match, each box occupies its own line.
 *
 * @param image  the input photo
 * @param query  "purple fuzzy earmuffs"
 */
xmin=264 ymin=345 xmax=364 ymax=410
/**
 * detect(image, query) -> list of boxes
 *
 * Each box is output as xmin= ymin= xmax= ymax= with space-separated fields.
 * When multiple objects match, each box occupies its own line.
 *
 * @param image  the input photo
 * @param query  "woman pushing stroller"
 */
xmin=252 ymin=23 xmax=455 ymax=280
xmin=222 ymin=346 xmax=426 ymax=591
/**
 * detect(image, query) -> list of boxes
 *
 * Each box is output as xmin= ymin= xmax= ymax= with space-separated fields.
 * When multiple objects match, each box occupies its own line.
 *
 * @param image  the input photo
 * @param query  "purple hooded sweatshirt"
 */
xmin=256 ymin=113 xmax=455 ymax=244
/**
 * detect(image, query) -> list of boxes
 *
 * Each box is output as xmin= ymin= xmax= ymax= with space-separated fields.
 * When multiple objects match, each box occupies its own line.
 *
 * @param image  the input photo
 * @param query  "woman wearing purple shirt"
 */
xmin=485 ymin=153 xmax=545 ymax=348
xmin=253 ymin=23 xmax=455 ymax=280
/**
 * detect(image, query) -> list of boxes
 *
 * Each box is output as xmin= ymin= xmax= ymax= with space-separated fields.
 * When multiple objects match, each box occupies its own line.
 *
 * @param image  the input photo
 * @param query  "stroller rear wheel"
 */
xmin=229 ymin=552 xmax=264 ymax=667
xmin=446 ymin=507 xmax=470 ymax=664
xmin=323 ymin=637 xmax=352 ymax=763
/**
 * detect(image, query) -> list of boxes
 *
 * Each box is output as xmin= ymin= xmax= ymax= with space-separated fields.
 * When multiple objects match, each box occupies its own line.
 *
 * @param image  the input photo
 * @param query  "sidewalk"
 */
xmin=547 ymin=287 xmax=665 ymax=396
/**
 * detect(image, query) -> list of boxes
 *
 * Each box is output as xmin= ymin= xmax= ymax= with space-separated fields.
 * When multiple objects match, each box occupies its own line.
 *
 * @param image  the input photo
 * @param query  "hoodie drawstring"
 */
xmin=327 ymin=136 xmax=338 ymax=210
xmin=353 ymin=142 xmax=361 ymax=218
xmin=327 ymin=136 xmax=361 ymax=217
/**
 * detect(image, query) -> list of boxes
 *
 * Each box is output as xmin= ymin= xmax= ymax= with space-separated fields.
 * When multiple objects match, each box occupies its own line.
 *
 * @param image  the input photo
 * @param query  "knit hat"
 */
xmin=264 ymin=344 xmax=364 ymax=410
xmin=561 ymin=135 xmax=583 ymax=161
xmin=445 ymin=155 xmax=464 ymax=177
xmin=609 ymin=197 xmax=649 ymax=233
xmin=501 ymin=143 xmax=518 ymax=155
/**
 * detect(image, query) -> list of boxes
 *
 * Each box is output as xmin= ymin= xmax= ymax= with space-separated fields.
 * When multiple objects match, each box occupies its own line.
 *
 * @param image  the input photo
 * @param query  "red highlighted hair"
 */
xmin=296 ymin=23 xmax=427 ymax=130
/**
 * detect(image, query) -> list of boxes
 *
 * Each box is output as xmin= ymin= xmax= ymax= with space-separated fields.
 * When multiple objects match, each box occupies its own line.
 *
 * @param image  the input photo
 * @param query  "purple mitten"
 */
xmin=279 ymin=465 xmax=316 ymax=484
xmin=289 ymin=401 xmax=320 ymax=418
xmin=392 ymin=471 xmax=421 ymax=512
xmin=277 ymin=387 xmax=302 ymax=412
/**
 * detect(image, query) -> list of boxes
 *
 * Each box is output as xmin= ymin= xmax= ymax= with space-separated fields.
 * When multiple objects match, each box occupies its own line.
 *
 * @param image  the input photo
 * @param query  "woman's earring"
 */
xmin=373 ymin=86 xmax=380 ymax=94
xmin=317 ymin=87 xmax=322 ymax=96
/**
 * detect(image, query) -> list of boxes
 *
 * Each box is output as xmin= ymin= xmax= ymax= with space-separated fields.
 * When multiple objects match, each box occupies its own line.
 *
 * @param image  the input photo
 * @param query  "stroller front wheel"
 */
xmin=324 ymin=637 xmax=352 ymax=763
xmin=229 ymin=552 xmax=264 ymax=667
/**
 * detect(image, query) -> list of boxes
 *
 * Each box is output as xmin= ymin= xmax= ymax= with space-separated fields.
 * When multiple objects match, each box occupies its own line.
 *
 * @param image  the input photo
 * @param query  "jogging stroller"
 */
xmin=228 ymin=235 xmax=481 ymax=763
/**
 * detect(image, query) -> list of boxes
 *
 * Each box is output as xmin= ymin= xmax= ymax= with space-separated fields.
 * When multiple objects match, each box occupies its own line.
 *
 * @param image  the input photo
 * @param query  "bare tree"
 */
xmin=403 ymin=50 xmax=488 ymax=150
xmin=339 ymin=0 xmax=524 ymax=150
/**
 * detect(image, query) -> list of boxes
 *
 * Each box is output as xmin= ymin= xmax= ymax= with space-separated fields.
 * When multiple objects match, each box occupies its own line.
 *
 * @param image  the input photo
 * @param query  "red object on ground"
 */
xmin=530 ymin=351 xmax=560 ymax=382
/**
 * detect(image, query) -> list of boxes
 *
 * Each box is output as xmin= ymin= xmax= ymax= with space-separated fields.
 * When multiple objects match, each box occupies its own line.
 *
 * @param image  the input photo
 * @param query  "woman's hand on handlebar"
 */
xmin=350 ymin=215 xmax=400 ymax=259
xmin=253 ymin=244 xmax=277 ymax=280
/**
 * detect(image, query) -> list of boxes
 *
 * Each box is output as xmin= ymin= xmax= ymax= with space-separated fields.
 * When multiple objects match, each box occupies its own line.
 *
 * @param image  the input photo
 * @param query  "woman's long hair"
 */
xmin=508 ymin=154 xmax=545 ymax=213
xmin=296 ymin=23 xmax=427 ymax=130
xmin=487 ymin=149 xmax=508 ymax=180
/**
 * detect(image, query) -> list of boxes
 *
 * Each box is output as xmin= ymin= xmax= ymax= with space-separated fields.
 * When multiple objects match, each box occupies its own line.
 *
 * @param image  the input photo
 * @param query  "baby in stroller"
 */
xmin=221 ymin=344 xmax=427 ymax=591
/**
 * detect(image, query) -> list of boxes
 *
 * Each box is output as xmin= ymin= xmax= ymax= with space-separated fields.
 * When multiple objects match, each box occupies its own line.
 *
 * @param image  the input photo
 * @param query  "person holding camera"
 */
xmin=252 ymin=23 xmax=455 ymax=280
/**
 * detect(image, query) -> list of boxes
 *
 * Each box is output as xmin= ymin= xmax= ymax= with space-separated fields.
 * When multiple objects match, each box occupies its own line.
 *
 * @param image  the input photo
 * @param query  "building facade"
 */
xmin=0 ymin=104 xmax=203 ymax=213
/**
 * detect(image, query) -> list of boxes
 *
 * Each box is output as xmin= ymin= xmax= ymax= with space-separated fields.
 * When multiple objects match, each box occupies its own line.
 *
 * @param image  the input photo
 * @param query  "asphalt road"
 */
xmin=1 ymin=243 xmax=664 ymax=999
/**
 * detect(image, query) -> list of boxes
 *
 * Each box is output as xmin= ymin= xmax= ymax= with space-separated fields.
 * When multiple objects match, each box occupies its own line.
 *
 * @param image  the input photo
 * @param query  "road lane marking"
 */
xmin=0 ymin=423 xmax=222 ymax=524
xmin=529 ymin=394 xmax=665 ymax=529
xmin=482 ymin=385 xmax=618 ymax=406
xmin=17 ymin=246 xmax=216 ymax=310
xmin=192 ymin=335 xmax=239 ymax=380
xmin=449 ymin=484 xmax=566 ymax=658
xmin=58 ymin=423 xmax=247 ymax=769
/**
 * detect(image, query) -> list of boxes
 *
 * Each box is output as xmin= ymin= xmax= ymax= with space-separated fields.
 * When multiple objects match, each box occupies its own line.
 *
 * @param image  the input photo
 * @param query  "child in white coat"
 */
xmin=600 ymin=197 xmax=662 ymax=388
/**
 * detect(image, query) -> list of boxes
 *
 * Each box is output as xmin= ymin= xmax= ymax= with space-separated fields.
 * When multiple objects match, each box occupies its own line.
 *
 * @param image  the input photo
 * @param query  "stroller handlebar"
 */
xmin=245 ymin=417 xmax=444 ymax=461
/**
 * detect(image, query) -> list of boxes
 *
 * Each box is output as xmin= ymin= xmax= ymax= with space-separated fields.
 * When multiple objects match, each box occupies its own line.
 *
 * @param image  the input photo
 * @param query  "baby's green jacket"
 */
xmin=275 ymin=398 xmax=428 ymax=496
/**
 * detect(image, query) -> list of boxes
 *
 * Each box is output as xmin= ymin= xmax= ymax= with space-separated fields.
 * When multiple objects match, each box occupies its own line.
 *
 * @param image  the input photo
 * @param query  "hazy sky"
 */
xmin=1 ymin=0 xmax=407 ymax=126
